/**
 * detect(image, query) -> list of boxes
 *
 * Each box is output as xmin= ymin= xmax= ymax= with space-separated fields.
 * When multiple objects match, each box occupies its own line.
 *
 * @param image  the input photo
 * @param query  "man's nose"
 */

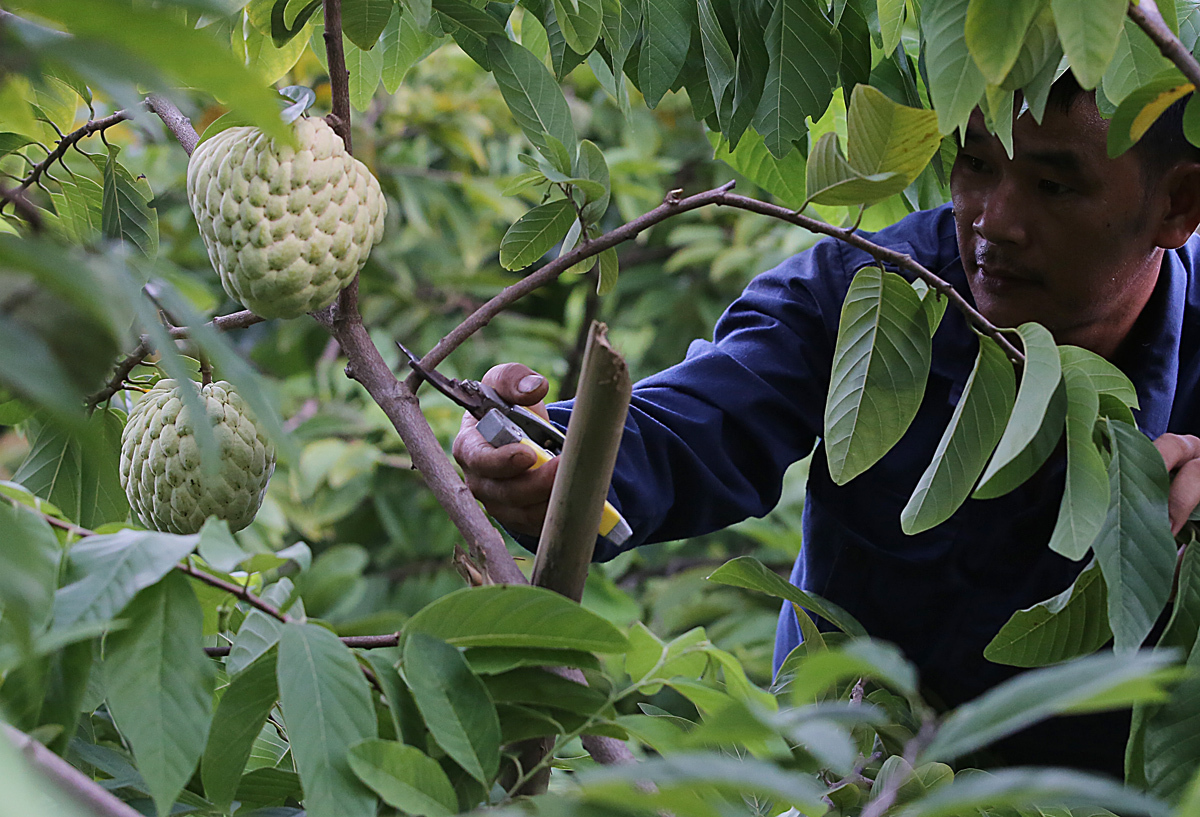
xmin=973 ymin=179 xmax=1028 ymax=246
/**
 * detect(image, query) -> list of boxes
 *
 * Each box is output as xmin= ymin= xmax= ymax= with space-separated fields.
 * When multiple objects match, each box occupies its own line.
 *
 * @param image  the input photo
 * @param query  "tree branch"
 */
xmin=322 ymin=0 xmax=353 ymax=154
xmin=4 ymin=724 xmax=145 ymax=817
xmin=412 ymin=182 xmax=1024 ymax=380
xmin=0 ymin=109 xmax=131 ymax=217
xmin=1128 ymin=1 xmax=1200 ymax=90
xmin=86 ymin=309 xmax=264 ymax=408
xmin=0 ymin=182 xmax=43 ymax=230
xmin=145 ymin=94 xmax=199 ymax=156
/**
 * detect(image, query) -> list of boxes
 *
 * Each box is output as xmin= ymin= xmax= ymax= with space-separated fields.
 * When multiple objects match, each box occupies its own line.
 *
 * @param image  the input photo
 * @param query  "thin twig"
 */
xmin=411 ymin=182 xmax=1024 ymax=380
xmin=0 ymin=182 xmax=43 ymax=230
xmin=205 ymin=632 xmax=400 ymax=657
xmin=0 ymin=109 xmax=131 ymax=216
xmin=177 ymin=561 xmax=292 ymax=623
xmin=1128 ymin=1 xmax=1200 ymax=90
xmin=86 ymin=310 xmax=264 ymax=408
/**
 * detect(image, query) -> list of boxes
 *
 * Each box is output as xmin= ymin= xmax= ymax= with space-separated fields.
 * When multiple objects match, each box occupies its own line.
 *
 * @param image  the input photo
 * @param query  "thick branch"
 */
xmin=411 ymin=183 xmax=1024 ymax=387
xmin=532 ymin=323 xmax=631 ymax=601
xmin=322 ymin=0 xmax=353 ymax=154
xmin=4 ymin=725 xmax=145 ymax=817
xmin=1128 ymin=1 xmax=1200 ymax=90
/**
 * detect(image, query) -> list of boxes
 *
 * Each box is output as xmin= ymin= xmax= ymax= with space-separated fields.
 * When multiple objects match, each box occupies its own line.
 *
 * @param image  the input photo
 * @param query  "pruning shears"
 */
xmin=399 ymin=343 xmax=632 ymax=548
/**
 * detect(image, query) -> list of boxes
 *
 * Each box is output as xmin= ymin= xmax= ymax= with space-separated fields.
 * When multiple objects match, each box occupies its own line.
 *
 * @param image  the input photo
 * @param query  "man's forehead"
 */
xmin=962 ymin=105 xmax=1113 ymax=173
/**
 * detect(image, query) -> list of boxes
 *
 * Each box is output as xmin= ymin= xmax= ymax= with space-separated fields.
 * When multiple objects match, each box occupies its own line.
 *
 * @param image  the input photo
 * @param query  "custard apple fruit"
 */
xmin=120 ymin=379 xmax=276 ymax=534
xmin=186 ymin=117 xmax=386 ymax=319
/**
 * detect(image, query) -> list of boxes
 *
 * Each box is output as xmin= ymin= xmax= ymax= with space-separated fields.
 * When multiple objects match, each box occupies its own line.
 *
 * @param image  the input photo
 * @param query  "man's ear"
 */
xmin=1155 ymin=161 xmax=1200 ymax=249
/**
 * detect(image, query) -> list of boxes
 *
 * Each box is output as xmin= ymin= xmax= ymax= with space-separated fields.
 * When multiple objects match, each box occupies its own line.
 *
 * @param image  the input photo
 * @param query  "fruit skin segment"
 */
xmin=186 ymin=117 xmax=386 ymax=319
xmin=120 ymin=379 xmax=276 ymax=534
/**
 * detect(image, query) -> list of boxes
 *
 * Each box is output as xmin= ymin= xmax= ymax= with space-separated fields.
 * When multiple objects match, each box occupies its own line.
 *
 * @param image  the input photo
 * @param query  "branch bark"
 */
xmin=322 ymin=0 xmax=353 ymax=154
xmin=145 ymin=94 xmax=199 ymax=157
xmin=4 ymin=724 xmax=146 ymax=817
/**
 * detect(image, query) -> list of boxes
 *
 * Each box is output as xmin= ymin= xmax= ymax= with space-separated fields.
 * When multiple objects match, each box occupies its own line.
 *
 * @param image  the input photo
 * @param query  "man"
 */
xmin=453 ymin=76 xmax=1200 ymax=774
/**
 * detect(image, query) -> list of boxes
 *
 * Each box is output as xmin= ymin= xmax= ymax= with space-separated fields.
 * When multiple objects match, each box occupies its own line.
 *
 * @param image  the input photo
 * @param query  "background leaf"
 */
xmin=103 ymin=573 xmax=216 ymax=817
xmin=342 ymin=0 xmax=396 ymax=50
xmin=202 ymin=648 xmax=279 ymax=809
xmin=349 ymin=739 xmax=457 ymax=817
xmin=278 ymin=622 xmax=378 ymax=817
xmin=402 ymin=633 xmax=501 ymax=787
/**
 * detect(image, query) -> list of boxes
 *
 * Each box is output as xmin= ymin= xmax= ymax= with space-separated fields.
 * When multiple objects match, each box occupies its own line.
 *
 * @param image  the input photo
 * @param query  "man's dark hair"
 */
xmin=1047 ymin=70 xmax=1200 ymax=176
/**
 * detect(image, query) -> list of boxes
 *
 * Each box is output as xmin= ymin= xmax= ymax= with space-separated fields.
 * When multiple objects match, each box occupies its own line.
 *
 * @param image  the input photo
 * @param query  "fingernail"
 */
xmin=511 ymin=450 xmax=532 ymax=467
xmin=518 ymin=375 xmax=545 ymax=394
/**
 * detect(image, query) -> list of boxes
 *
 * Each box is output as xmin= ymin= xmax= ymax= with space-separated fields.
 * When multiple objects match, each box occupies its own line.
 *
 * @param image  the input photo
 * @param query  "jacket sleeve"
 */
xmin=547 ymin=238 xmax=854 ymax=560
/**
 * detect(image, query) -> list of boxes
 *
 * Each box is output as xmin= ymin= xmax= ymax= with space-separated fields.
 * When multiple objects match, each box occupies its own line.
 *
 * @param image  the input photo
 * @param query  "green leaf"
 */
xmin=552 ymin=0 xmax=603 ymax=53
xmin=824 ymin=266 xmax=932 ymax=484
xmin=709 ymin=130 xmax=807 ymax=209
xmin=901 ymin=334 xmax=1015 ymax=533
xmin=233 ymin=10 xmax=312 ymax=84
xmin=402 ymin=633 xmax=501 ymax=786
xmin=575 ymin=752 xmax=829 ymax=817
xmin=999 ymin=6 xmax=1061 ymax=93
xmin=921 ymin=650 xmax=1178 ymax=764
xmin=277 ymin=622 xmax=378 ymax=817
xmin=226 ymin=579 xmax=300 ymax=675
xmin=697 ymin=0 xmax=737 ymax=129
xmin=271 ymin=0 xmax=324 ymax=46
xmin=637 ymin=0 xmax=693 ymax=107
xmin=846 ymin=83 xmax=941 ymax=181
xmin=1093 ymin=419 xmax=1177 ymax=653
xmin=895 ymin=767 xmax=1170 ymax=817
xmin=753 ymin=0 xmax=840 ymax=158
xmin=0 ymin=501 xmax=60 ymax=638
xmin=54 ymin=529 xmax=199 ymax=628
xmin=1142 ymin=670 xmax=1200 ymax=803
xmin=487 ymin=35 xmax=578 ymax=174
xmin=49 ymin=175 xmax=104 ymax=245
xmin=597 ymin=246 xmax=619 ymax=295
xmin=380 ymin=5 xmax=440 ymax=93
xmin=499 ymin=199 xmax=577 ymax=270
xmin=349 ymin=740 xmax=456 ymax=817
xmin=404 ymin=583 xmax=628 ymax=651
xmin=984 ymin=559 xmax=1112 ymax=667
xmin=19 ymin=0 xmax=290 ymax=141
xmin=13 ymin=410 xmax=128 ymax=531
xmin=964 ymin=0 xmax=1046 ymax=85
xmin=343 ymin=0 xmax=396 ymax=49
xmin=1046 ymin=354 xmax=1110 ymax=560
xmin=97 ymin=146 xmax=158 ymax=258
xmin=706 ymin=556 xmax=867 ymax=636
xmin=432 ymin=0 xmax=506 ymax=67
xmin=1101 ymin=17 xmax=1174 ymax=107
xmin=1049 ymin=0 xmax=1129 ymax=89
xmin=1161 ymin=542 xmax=1200 ymax=653
xmin=464 ymin=645 xmax=601 ymax=674
xmin=1107 ymin=70 xmax=1193 ymax=157
xmin=974 ymin=323 xmax=1063 ymax=498
xmin=782 ymin=638 xmax=918 ymax=702
xmin=345 ymin=37 xmax=384 ymax=111
xmin=202 ymin=647 xmax=279 ymax=809
xmin=878 ymin=0 xmax=906 ymax=53
xmin=483 ymin=666 xmax=613 ymax=715
xmin=0 ymin=132 xmax=34 ymax=159
xmin=576 ymin=139 xmax=611 ymax=221
xmin=922 ymin=0 xmax=988 ymax=133
xmin=1059 ymin=345 xmax=1139 ymax=407
xmin=103 ymin=573 xmax=216 ymax=817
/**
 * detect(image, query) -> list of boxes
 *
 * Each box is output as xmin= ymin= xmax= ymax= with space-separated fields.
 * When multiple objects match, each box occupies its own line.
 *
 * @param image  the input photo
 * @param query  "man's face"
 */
xmin=951 ymin=99 xmax=1166 ymax=347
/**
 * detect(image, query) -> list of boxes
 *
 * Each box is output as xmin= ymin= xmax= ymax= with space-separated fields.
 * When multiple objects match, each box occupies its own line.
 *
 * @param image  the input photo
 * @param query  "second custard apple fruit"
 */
xmin=120 ymin=379 xmax=276 ymax=534
xmin=186 ymin=117 xmax=386 ymax=319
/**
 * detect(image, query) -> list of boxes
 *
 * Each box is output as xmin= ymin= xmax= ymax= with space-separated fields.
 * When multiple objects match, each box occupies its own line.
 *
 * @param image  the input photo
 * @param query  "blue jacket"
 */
xmin=546 ymin=203 xmax=1200 ymax=773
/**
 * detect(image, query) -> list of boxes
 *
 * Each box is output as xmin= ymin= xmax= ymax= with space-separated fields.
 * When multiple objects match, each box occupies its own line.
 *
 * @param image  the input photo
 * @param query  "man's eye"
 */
xmin=1038 ymin=179 xmax=1071 ymax=195
xmin=961 ymin=154 xmax=988 ymax=173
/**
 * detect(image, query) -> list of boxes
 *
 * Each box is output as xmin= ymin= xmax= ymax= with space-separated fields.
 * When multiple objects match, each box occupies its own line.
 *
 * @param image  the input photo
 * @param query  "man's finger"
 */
xmin=1169 ymin=458 xmax=1200 ymax=534
xmin=1155 ymin=433 xmax=1200 ymax=472
xmin=482 ymin=362 xmax=550 ymax=416
xmin=453 ymin=415 xmax=539 ymax=478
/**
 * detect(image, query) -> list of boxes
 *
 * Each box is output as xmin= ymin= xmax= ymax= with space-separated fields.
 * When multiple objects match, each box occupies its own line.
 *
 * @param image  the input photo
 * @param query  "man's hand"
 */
xmin=1154 ymin=433 xmax=1200 ymax=534
xmin=452 ymin=363 xmax=558 ymax=537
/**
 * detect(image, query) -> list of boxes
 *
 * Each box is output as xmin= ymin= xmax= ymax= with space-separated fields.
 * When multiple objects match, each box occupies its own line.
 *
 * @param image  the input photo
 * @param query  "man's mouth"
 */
xmin=974 ymin=247 xmax=1039 ymax=286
